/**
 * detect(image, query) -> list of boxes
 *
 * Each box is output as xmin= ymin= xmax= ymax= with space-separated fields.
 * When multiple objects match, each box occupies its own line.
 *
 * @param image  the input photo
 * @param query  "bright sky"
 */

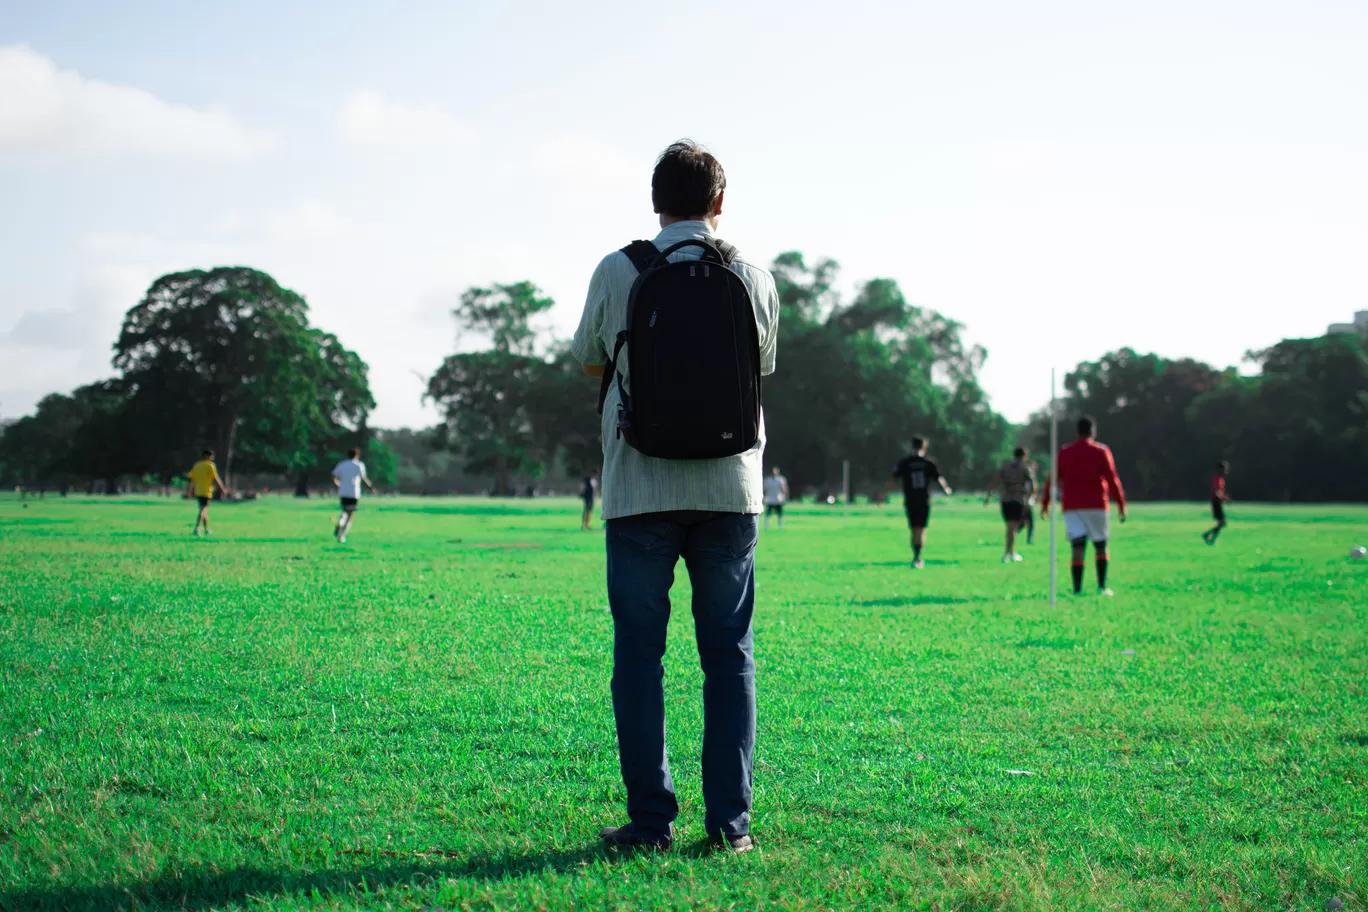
xmin=2 ymin=1 xmax=1365 ymax=429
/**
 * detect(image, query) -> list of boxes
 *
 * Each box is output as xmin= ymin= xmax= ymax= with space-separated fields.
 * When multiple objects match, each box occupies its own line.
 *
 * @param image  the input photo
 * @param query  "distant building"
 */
xmin=1327 ymin=310 xmax=1368 ymax=336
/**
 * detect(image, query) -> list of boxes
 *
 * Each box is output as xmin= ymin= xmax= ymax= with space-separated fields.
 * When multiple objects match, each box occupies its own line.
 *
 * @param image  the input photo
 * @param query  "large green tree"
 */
xmin=763 ymin=253 xmax=1011 ymax=496
xmin=1021 ymin=349 xmax=1230 ymax=500
xmin=113 ymin=267 xmax=372 ymax=486
xmin=427 ymin=282 xmax=558 ymax=494
xmin=1189 ymin=335 xmax=1368 ymax=501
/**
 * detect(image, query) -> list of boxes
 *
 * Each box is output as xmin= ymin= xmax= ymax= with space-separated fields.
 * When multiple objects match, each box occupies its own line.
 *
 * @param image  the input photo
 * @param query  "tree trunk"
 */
xmin=221 ymin=413 xmax=239 ymax=491
xmin=493 ymin=453 xmax=511 ymax=496
xmin=294 ymin=473 xmax=310 ymax=498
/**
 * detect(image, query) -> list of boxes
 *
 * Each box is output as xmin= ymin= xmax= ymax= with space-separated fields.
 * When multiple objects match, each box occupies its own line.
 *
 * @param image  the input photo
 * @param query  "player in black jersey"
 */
xmin=887 ymin=436 xmax=953 ymax=567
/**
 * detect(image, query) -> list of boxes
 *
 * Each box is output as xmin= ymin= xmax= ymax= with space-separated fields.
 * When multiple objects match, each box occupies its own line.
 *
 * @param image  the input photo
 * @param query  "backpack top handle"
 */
xmin=650 ymin=238 xmax=732 ymax=268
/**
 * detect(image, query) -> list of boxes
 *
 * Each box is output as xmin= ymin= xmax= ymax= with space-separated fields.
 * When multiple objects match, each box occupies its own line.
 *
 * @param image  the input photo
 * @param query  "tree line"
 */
xmin=1021 ymin=333 xmax=1368 ymax=502
xmin=6 ymin=259 xmax=1363 ymax=502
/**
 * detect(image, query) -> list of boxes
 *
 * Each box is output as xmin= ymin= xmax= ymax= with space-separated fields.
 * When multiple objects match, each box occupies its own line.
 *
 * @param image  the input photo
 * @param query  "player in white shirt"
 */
xmin=763 ymin=466 xmax=789 ymax=530
xmin=331 ymin=448 xmax=377 ymax=543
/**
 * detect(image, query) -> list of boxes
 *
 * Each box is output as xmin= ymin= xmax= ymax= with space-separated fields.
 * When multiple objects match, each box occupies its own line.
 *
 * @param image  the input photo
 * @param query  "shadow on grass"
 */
xmin=1016 ymin=636 xmax=1084 ymax=649
xmin=839 ymin=559 xmax=961 ymax=569
xmin=0 ymin=840 xmax=724 ymax=912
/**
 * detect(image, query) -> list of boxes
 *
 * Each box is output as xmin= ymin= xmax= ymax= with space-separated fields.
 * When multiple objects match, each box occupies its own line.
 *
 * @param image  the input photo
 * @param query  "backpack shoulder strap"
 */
xmin=712 ymin=239 xmax=739 ymax=266
xmin=597 ymin=241 xmax=657 ymax=415
xmin=619 ymin=240 xmax=659 ymax=274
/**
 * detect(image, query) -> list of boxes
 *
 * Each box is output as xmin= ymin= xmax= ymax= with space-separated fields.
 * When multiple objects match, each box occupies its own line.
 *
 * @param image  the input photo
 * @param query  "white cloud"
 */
xmin=336 ymin=89 xmax=474 ymax=150
xmin=0 ymin=45 xmax=273 ymax=159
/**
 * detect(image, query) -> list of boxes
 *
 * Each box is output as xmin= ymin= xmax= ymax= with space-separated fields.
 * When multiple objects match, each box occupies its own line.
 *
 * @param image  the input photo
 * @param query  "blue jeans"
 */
xmin=605 ymin=510 xmax=758 ymax=839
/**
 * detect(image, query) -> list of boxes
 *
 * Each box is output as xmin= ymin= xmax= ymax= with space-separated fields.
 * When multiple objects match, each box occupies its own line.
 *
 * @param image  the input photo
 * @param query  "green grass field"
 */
xmin=1 ymin=494 xmax=1365 ymax=911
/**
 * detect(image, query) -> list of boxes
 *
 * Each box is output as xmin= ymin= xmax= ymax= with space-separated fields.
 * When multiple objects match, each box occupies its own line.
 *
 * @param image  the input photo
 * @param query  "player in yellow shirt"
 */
xmin=186 ymin=449 xmax=229 ymax=536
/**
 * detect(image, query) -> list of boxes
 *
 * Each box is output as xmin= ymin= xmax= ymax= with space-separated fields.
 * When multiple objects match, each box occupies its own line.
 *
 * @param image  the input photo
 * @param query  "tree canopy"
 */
xmin=762 ymin=253 xmax=1011 ymax=495
xmin=1 ymin=266 xmax=378 ymax=494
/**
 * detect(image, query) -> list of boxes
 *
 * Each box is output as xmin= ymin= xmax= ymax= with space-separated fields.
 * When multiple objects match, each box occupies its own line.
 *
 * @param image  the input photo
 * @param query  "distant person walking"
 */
xmin=571 ymin=140 xmax=780 ymax=854
xmin=581 ymin=469 xmax=599 ymax=531
xmin=888 ymin=437 xmax=952 ymax=568
xmin=984 ymin=447 xmax=1035 ymax=562
xmin=186 ymin=449 xmax=228 ymax=536
xmin=1041 ymin=416 xmax=1127 ymax=596
xmin=1202 ymin=461 xmax=1231 ymax=545
xmin=331 ymin=448 xmax=376 ymax=544
xmin=763 ymin=466 xmax=789 ymax=530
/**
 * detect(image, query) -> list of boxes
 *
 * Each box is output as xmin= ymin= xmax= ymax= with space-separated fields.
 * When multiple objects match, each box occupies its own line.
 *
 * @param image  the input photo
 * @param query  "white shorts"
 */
xmin=1063 ymin=509 xmax=1110 ymax=543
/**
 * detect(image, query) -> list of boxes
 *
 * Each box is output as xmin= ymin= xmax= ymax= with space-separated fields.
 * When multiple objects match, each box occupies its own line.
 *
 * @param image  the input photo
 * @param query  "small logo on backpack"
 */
xmin=721 ymin=432 xmax=734 ymax=440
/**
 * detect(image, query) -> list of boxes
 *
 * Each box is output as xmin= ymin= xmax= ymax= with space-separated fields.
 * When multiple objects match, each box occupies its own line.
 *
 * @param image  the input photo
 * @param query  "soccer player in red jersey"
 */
xmin=1041 ymin=416 xmax=1127 ymax=596
xmin=1202 ymin=461 xmax=1231 ymax=545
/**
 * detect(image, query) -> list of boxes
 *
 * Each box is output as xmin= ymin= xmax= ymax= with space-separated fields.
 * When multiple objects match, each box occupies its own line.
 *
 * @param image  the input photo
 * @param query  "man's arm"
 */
xmin=332 ymin=474 xmax=341 ymax=489
xmin=363 ymin=471 xmax=377 ymax=495
xmin=214 ymin=477 xmax=229 ymax=496
xmin=571 ymin=256 xmax=613 ymax=377
xmin=982 ymin=469 xmax=1000 ymax=504
xmin=1104 ymin=448 xmax=1127 ymax=521
xmin=756 ymin=270 xmax=781 ymax=378
xmin=938 ymin=476 xmax=953 ymax=496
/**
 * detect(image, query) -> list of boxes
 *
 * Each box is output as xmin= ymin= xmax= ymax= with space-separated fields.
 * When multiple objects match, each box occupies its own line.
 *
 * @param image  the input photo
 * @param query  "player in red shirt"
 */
xmin=1041 ymin=416 xmax=1127 ymax=596
xmin=1202 ymin=461 xmax=1231 ymax=545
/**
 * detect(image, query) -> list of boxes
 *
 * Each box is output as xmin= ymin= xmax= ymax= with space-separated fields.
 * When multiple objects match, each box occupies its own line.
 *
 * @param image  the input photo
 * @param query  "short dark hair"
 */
xmin=1077 ymin=416 xmax=1095 ymax=437
xmin=1013 ymin=447 xmax=1027 ymax=459
xmin=202 ymin=449 xmax=214 ymax=458
xmin=652 ymin=140 xmax=726 ymax=218
xmin=1217 ymin=460 xmax=1230 ymax=472
xmin=911 ymin=436 xmax=926 ymax=450
xmin=348 ymin=447 xmax=361 ymax=459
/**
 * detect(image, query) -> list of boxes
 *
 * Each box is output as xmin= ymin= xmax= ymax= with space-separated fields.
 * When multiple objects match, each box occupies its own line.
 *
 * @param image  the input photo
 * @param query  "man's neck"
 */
xmin=659 ymin=213 xmax=717 ymax=230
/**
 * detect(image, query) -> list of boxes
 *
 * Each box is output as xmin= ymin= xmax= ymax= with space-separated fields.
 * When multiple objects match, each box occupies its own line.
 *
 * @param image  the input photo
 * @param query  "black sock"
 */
xmin=913 ymin=543 xmax=923 ymax=560
xmin=1071 ymin=563 xmax=1084 ymax=593
xmin=1096 ymin=558 xmax=1109 ymax=589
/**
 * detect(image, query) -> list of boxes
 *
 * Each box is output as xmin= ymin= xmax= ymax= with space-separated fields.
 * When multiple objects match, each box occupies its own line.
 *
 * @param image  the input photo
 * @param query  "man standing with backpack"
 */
xmin=571 ymin=140 xmax=780 ymax=854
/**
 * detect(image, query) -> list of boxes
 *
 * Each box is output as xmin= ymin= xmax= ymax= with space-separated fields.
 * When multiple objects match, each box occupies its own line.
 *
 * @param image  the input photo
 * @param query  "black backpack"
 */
xmin=596 ymin=238 xmax=762 ymax=460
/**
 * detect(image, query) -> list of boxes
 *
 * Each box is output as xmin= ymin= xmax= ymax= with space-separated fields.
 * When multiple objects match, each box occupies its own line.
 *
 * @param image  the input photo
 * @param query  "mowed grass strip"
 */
xmin=0 ymin=494 xmax=1364 ymax=911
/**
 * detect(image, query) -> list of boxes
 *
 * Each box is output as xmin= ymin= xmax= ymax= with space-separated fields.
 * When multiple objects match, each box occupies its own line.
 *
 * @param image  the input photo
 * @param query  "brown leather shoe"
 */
xmin=599 ymin=822 xmax=673 ymax=852
xmin=709 ymin=832 xmax=755 ymax=854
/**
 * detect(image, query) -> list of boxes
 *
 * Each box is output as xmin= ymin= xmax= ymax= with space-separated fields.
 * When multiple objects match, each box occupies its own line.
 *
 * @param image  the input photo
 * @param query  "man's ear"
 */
xmin=712 ymin=189 xmax=725 ymax=217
